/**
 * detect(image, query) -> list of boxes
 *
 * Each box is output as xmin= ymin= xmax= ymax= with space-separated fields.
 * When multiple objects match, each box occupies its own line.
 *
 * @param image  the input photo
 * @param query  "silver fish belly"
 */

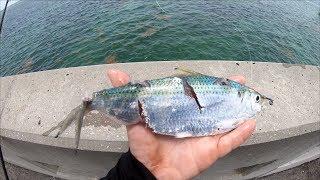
xmin=91 ymin=75 xmax=267 ymax=138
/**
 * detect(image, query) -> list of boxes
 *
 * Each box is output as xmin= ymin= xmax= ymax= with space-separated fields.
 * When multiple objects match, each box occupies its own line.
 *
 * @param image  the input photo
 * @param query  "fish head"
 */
xmin=244 ymin=89 xmax=273 ymax=113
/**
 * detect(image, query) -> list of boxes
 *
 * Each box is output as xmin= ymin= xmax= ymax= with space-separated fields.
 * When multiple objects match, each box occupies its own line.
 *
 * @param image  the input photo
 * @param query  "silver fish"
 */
xmin=43 ymin=68 xmax=273 ymax=148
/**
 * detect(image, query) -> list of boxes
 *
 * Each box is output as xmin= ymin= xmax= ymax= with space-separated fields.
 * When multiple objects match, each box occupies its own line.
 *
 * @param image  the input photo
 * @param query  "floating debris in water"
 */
xmin=38 ymin=120 xmax=41 ymax=125
xmin=156 ymin=14 xmax=171 ymax=21
xmin=55 ymin=58 xmax=63 ymax=64
xmin=282 ymin=47 xmax=295 ymax=59
xmin=141 ymin=27 xmax=157 ymax=37
xmin=95 ymin=27 xmax=108 ymax=43
xmin=17 ymin=58 xmax=33 ymax=74
xmin=105 ymin=53 xmax=117 ymax=64
xmin=71 ymin=49 xmax=81 ymax=55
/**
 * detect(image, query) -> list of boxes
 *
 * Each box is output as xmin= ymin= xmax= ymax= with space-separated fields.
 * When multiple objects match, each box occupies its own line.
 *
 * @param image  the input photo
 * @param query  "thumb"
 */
xmin=107 ymin=69 xmax=131 ymax=87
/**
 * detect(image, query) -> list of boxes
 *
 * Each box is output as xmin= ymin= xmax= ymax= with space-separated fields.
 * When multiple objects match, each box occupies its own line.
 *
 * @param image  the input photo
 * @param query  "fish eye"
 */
xmin=255 ymin=95 xmax=260 ymax=103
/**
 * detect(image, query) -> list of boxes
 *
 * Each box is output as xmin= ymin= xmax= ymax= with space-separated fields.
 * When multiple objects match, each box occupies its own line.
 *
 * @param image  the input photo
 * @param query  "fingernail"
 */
xmin=107 ymin=69 xmax=118 ymax=77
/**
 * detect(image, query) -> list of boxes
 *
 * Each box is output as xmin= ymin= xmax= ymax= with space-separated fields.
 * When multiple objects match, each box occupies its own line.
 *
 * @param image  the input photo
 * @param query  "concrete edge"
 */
xmin=1 ymin=120 xmax=319 ymax=152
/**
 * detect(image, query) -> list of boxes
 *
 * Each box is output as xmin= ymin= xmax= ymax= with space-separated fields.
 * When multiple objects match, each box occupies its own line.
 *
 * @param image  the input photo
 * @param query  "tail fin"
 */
xmin=42 ymin=104 xmax=83 ymax=137
xmin=42 ymin=98 xmax=92 ymax=151
xmin=74 ymin=100 xmax=92 ymax=151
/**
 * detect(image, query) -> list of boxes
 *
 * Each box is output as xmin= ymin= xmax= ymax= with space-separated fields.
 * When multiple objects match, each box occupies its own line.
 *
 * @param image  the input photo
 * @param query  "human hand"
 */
xmin=107 ymin=69 xmax=256 ymax=180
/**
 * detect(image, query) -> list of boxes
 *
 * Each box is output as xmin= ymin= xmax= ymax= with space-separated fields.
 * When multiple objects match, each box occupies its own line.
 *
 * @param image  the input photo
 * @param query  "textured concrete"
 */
xmin=0 ymin=160 xmax=63 ymax=180
xmin=0 ymin=162 xmax=63 ymax=180
xmin=197 ymin=129 xmax=320 ymax=179
xmin=1 ymin=137 xmax=120 ymax=179
xmin=256 ymin=158 xmax=320 ymax=180
xmin=0 ymin=130 xmax=319 ymax=179
xmin=1 ymin=61 xmax=319 ymax=152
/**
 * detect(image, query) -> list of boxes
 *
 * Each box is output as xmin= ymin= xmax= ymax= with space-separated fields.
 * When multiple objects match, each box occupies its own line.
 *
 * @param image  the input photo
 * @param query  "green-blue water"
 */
xmin=1 ymin=0 xmax=319 ymax=77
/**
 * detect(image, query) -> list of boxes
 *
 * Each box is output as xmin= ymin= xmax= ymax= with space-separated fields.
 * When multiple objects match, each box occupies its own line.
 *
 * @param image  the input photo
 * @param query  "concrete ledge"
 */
xmin=1 ymin=61 xmax=320 ymax=152
xmin=1 ymin=60 xmax=319 ymax=179
xmin=1 ymin=60 xmax=319 ymax=153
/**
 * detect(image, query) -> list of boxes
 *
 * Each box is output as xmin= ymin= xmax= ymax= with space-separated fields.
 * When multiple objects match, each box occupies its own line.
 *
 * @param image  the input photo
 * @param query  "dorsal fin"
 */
xmin=215 ymin=78 xmax=231 ymax=86
xmin=173 ymin=67 xmax=206 ymax=76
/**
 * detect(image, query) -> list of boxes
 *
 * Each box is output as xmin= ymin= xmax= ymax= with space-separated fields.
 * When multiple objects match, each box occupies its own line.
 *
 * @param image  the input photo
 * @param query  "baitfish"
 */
xmin=42 ymin=68 xmax=273 ymax=149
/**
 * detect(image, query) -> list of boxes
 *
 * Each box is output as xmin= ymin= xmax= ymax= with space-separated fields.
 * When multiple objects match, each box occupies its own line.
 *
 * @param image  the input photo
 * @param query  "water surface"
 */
xmin=1 ymin=0 xmax=319 ymax=76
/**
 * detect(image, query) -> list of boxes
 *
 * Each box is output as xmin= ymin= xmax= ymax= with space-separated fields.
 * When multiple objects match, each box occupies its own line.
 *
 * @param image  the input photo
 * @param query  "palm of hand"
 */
xmin=107 ymin=70 xmax=256 ymax=179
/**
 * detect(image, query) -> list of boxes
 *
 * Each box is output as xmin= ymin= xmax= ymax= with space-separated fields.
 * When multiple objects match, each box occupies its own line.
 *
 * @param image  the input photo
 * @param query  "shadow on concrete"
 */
xmin=254 ymin=158 xmax=320 ymax=180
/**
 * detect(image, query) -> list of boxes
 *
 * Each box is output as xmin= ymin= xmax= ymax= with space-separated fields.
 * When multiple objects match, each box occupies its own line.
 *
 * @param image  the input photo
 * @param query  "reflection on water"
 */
xmin=17 ymin=58 xmax=33 ymax=74
xmin=105 ymin=53 xmax=117 ymax=64
xmin=141 ymin=27 xmax=157 ymax=37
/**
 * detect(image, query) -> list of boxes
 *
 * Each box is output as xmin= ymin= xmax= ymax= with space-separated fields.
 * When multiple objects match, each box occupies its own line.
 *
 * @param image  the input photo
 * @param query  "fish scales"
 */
xmin=91 ymin=75 xmax=265 ymax=137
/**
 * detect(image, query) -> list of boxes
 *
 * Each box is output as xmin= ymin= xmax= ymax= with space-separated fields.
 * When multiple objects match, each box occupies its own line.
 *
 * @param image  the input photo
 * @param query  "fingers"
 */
xmin=228 ymin=75 xmax=246 ymax=84
xmin=107 ymin=69 xmax=130 ymax=87
xmin=217 ymin=120 xmax=256 ymax=158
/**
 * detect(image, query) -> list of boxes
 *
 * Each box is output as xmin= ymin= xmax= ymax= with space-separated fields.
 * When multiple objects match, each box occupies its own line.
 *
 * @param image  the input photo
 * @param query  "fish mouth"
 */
xmin=249 ymin=88 xmax=274 ymax=106
xmin=261 ymin=95 xmax=274 ymax=105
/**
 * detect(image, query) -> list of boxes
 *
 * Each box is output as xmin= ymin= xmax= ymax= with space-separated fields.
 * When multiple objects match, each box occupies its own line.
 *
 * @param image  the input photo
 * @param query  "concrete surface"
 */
xmin=256 ymin=158 xmax=320 ymax=180
xmin=196 ymin=130 xmax=320 ymax=179
xmin=0 ymin=162 xmax=63 ymax=180
xmin=1 ymin=156 xmax=319 ymax=180
xmin=0 ymin=61 xmax=319 ymax=152
xmin=0 ymin=137 xmax=121 ymax=179
xmin=263 ymin=142 xmax=320 ymax=176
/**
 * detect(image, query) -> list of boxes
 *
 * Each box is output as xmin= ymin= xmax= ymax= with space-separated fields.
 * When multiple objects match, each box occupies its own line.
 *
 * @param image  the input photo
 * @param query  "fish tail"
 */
xmin=42 ymin=105 xmax=81 ymax=137
xmin=74 ymin=99 xmax=92 ymax=150
xmin=42 ymin=98 xmax=92 ymax=151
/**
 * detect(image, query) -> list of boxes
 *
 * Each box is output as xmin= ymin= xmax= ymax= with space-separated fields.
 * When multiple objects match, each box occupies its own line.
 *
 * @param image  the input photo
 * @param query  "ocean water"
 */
xmin=1 ymin=0 xmax=319 ymax=77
